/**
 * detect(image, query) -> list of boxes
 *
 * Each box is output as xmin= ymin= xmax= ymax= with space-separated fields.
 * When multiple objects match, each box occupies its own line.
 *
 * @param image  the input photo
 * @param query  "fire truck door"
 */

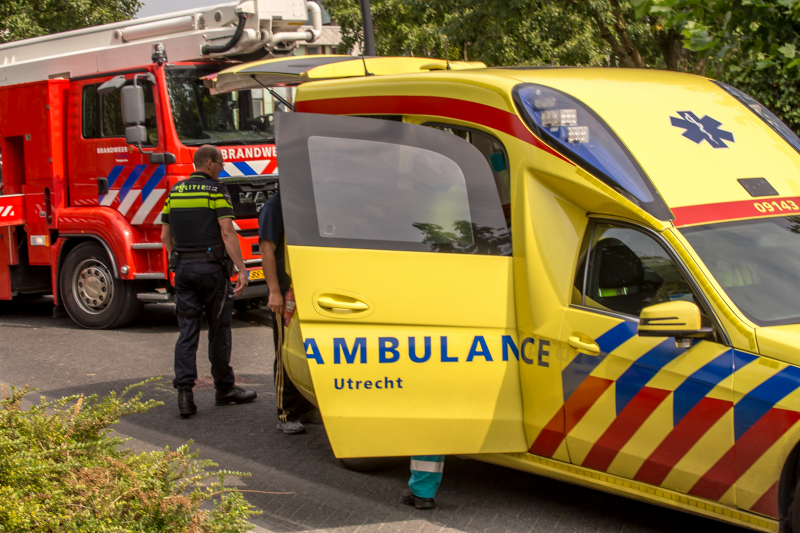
xmin=69 ymin=76 xmax=166 ymax=225
xmin=275 ymin=112 xmax=527 ymax=459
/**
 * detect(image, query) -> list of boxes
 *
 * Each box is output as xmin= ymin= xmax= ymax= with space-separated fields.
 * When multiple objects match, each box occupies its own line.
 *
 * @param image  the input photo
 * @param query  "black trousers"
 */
xmin=173 ymin=258 xmax=236 ymax=391
xmin=271 ymin=305 xmax=314 ymax=422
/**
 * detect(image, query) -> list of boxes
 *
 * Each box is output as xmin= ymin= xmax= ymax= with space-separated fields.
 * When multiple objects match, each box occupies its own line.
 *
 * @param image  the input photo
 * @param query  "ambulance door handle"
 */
xmin=568 ymin=335 xmax=600 ymax=356
xmin=317 ymin=295 xmax=369 ymax=312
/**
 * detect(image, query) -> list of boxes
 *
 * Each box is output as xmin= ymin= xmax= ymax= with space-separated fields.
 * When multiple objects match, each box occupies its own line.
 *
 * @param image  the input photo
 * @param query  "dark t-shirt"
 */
xmin=162 ymin=173 xmax=235 ymax=252
xmin=258 ymin=191 xmax=292 ymax=294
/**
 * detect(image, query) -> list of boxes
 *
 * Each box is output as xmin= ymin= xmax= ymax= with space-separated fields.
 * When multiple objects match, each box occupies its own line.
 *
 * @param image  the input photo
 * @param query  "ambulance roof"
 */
xmin=298 ymin=65 xmax=800 ymax=224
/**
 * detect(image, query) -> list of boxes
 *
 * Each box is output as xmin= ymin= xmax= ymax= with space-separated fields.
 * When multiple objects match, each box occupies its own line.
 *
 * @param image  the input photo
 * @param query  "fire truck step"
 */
xmin=135 ymin=273 xmax=167 ymax=280
xmin=131 ymin=243 xmax=164 ymax=250
xmin=136 ymin=292 xmax=175 ymax=303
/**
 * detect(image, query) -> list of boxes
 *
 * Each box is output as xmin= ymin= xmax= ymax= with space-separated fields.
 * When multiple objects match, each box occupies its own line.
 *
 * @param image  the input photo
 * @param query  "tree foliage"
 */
xmin=323 ymin=0 xmax=703 ymax=69
xmin=0 ymin=0 xmax=142 ymax=43
xmin=0 ymin=381 xmax=259 ymax=532
xmin=637 ymin=0 xmax=800 ymax=134
xmin=324 ymin=0 xmax=612 ymax=66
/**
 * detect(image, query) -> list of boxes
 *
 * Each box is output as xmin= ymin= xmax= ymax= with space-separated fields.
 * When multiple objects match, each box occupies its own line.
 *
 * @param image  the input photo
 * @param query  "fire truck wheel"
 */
xmin=60 ymin=242 xmax=143 ymax=329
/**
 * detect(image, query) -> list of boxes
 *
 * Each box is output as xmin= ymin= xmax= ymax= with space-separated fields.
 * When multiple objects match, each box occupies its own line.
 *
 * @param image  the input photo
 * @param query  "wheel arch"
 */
xmin=57 ymin=207 xmax=143 ymax=281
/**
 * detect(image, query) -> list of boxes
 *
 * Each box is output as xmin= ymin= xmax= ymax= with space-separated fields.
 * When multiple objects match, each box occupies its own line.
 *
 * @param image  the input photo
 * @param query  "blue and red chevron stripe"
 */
xmin=98 ymin=164 xmax=166 ymax=225
xmin=530 ymin=321 xmax=800 ymax=519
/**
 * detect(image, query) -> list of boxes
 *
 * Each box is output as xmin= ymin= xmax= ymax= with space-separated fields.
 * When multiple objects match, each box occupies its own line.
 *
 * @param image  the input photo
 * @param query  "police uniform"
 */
xmin=258 ymin=191 xmax=314 ymax=424
xmin=162 ymin=172 xmax=237 ymax=393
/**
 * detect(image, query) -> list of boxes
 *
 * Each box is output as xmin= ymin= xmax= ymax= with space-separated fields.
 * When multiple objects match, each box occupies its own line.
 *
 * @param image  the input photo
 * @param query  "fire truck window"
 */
xmin=166 ymin=67 xmax=275 ymax=146
xmin=423 ymin=123 xmax=511 ymax=229
xmin=82 ymin=85 xmax=99 ymax=139
xmin=101 ymin=81 xmax=157 ymax=146
xmin=82 ymin=81 xmax=157 ymax=145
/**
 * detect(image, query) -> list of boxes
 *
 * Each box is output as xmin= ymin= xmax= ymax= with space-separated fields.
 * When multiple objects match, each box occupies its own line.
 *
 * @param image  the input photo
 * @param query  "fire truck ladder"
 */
xmin=0 ymin=0 xmax=322 ymax=85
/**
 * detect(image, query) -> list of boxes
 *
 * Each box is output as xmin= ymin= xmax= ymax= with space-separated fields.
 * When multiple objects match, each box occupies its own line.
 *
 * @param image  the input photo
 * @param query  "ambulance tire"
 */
xmin=60 ymin=242 xmax=143 ymax=329
xmin=339 ymin=457 xmax=396 ymax=472
xmin=792 ymin=476 xmax=800 ymax=532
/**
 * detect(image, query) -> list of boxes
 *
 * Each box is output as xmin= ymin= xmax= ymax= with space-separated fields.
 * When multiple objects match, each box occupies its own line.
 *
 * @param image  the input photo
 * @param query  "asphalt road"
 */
xmin=0 ymin=298 xmax=746 ymax=533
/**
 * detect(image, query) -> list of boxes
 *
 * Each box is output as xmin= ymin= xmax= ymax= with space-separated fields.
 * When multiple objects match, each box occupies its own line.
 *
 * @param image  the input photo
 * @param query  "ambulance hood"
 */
xmin=506 ymin=68 xmax=800 ymax=227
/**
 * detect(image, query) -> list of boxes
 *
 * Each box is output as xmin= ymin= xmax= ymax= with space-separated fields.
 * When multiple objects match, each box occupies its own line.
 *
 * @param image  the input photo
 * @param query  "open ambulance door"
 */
xmin=275 ymin=113 xmax=528 ymax=458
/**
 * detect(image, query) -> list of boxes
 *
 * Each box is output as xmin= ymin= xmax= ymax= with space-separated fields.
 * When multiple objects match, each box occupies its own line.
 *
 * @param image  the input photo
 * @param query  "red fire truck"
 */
xmin=0 ymin=0 xmax=323 ymax=328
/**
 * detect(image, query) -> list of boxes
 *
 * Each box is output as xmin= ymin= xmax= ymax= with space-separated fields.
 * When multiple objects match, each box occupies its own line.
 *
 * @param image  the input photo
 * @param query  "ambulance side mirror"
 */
xmin=638 ymin=301 xmax=713 ymax=341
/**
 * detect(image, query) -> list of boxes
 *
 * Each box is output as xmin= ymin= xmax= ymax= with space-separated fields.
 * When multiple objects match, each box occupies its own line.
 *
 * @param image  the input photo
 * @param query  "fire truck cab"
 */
xmin=0 ymin=0 xmax=322 ymax=328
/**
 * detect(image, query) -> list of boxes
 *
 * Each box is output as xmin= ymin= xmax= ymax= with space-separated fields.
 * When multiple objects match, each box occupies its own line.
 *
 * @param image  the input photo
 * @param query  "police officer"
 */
xmin=161 ymin=145 xmax=257 ymax=418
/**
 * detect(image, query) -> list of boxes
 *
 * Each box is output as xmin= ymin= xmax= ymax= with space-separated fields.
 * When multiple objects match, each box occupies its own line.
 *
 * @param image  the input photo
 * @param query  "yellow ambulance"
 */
xmin=215 ymin=56 xmax=800 ymax=532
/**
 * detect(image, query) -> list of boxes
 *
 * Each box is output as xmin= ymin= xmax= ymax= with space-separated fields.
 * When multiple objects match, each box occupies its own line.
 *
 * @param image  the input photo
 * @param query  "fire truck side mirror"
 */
xmin=97 ymin=75 xmax=126 ymax=95
xmin=125 ymin=125 xmax=148 ymax=145
xmin=121 ymin=85 xmax=145 ymax=126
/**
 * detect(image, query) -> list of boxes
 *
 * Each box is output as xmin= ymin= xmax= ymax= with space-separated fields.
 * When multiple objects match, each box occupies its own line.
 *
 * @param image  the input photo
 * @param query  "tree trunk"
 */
xmin=608 ymin=0 xmax=645 ymax=68
xmin=590 ymin=11 xmax=636 ymax=67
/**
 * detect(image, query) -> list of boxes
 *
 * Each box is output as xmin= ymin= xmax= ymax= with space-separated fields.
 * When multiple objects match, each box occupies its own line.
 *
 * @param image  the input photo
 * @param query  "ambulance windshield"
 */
xmin=514 ymin=83 xmax=672 ymax=221
xmin=681 ymin=216 xmax=800 ymax=326
xmin=166 ymin=67 xmax=275 ymax=146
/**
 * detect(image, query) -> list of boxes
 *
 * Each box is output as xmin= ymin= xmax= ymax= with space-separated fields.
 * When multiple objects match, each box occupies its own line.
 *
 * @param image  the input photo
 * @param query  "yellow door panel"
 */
xmin=276 ymin=113 xmax=525 ymax=458
xmin=559 ymin=220 xmax=743 ymax=509
xmin=289 ymin=246 xmax=526 ymax=458
xmin=283 ymin=313 xmax=317 ymax=405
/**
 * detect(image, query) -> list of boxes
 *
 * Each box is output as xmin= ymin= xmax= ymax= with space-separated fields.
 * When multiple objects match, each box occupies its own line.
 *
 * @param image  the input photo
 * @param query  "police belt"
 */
xmin=178 ymin=251 xmax=209 ymax=260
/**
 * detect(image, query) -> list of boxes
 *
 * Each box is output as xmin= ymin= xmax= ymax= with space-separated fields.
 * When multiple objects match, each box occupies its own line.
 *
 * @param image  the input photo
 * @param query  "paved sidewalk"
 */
xmin=0 ymin=299 xmax=741 ymax=533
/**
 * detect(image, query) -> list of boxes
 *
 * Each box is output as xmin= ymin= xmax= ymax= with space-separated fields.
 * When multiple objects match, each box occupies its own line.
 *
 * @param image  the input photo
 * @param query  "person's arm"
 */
xmin=259 ymin=239 xmax=284 ymax=317
xmin=219 ymin=217 xmax=248 ymax=296
xmin=161 ymin=224 xmax=174 ymax=254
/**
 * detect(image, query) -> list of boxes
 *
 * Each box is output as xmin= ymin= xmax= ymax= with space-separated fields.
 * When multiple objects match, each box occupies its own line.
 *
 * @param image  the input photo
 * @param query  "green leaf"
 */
xmin=632 ymin=0 xmax=654 ymax=18
xmin=779 ymin=43 xmax=797 ymax=58
xmin=777 ymin=0 xmax=799 ymax=7
xmin=787 ymin=57 xmax=800 ymax=67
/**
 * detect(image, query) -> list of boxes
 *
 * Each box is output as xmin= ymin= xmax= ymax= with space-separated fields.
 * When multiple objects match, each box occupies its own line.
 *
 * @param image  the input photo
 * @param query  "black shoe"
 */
xmin=401 ymin=489 xmax=436 ymax=509
xmin=177 ymin=386 xmax=197 ymax=418
xmin=215 ymin=385 xmax=257 ymax=406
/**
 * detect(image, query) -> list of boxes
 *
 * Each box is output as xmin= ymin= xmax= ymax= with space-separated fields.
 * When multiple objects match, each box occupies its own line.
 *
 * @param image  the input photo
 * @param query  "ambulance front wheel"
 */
xmin=60 ymin=242 xmax=143 ymax=329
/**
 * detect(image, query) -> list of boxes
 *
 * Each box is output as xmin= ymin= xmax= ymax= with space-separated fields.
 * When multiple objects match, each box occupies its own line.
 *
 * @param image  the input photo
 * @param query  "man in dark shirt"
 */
xmin=259 ymin=190 xmax=314 ymax=433
xmin=161 ymin=145 xmax=257 ymax=418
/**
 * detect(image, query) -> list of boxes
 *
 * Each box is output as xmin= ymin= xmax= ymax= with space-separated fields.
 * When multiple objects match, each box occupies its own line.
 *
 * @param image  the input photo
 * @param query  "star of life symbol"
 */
xmin=670 ymin=111 xmax=735 ymax=148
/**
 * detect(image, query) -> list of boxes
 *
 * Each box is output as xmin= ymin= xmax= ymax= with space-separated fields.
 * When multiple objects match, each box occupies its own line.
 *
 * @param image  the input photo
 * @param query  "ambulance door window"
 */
xmin=281 ymin=114 xmax=511 ymax=256
xmin=574 ymin=222 xmax=710 ymax=323
xmin=423 ymin=124 xmax=511 ymax=229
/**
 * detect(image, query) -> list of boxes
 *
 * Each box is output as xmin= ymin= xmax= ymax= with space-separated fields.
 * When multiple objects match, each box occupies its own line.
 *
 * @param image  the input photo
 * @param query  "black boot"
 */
xmin=401 ymin=489 xmax=436 ymax=509
xmin=215 ymin=385 xmax=257 ymax=406
xmin=177 ymin=386 xmax=197 ymax=418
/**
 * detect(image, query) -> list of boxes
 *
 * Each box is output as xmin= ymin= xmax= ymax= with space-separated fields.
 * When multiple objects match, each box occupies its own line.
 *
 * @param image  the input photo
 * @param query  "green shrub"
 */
xmin=0 ymin=380 xmax=259 ymax=533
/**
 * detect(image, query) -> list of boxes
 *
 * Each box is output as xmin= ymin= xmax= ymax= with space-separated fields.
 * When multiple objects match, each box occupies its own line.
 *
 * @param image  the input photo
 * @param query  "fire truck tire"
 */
xmin=60 ymin=242 xmax=143 ymax=329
